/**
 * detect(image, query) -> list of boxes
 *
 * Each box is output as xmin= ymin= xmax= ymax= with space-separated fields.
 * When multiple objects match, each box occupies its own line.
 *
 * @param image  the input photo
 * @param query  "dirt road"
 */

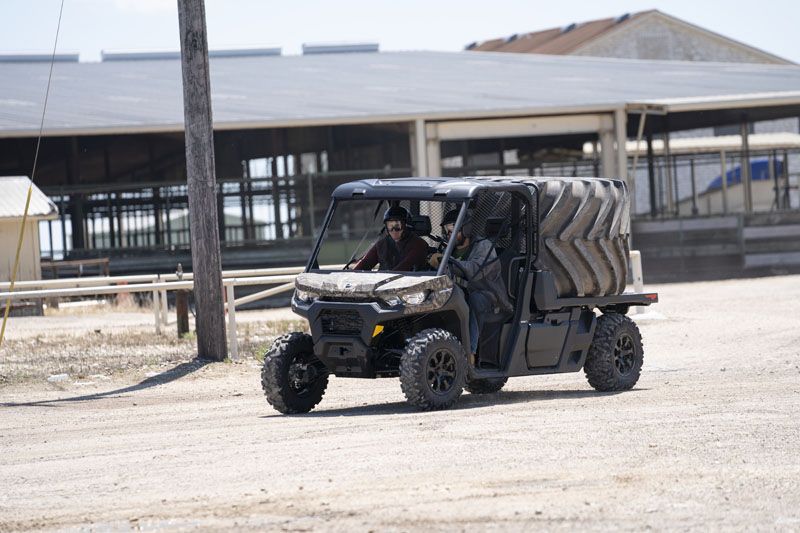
xmin=2 ymin=275 xmax=799 ymax=531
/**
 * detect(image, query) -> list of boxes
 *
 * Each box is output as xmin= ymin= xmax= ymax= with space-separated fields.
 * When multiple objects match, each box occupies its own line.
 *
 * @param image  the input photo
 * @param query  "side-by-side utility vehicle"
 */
xmin=261 ymin=177 xmax=658 ymax=413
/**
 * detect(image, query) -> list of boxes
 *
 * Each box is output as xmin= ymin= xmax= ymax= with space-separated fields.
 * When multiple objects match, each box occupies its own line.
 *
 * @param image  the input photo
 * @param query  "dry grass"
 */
xmin=0 ymin=318 xmax=307 ymax=385
xmin=43 ymin=297 xmax=150 ymax=316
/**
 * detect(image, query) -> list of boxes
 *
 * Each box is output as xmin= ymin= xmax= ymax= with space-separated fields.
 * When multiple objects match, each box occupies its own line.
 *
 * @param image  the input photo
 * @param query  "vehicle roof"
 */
xmin=331 ymin=177 xmax=529 ymax=200
xmin=330 ymin=176 xmax=620 ymax=200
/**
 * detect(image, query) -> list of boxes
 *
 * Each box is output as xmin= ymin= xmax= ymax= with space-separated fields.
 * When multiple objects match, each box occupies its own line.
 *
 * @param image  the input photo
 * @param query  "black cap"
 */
xmin=442 ymin=209 xmax=459 ymax=226
xmin=383 ymin=205 xmax=410 ymax=223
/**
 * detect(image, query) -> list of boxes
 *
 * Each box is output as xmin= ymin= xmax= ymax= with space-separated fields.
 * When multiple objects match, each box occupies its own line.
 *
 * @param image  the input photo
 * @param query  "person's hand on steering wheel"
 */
xmin=445 ymin=256 xmax=469 ymax=280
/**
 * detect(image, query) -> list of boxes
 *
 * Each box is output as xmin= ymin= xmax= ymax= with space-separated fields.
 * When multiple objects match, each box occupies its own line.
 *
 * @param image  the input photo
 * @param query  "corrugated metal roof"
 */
xmin=1 ymin=50 xmax=800 ymax=137
xmin=0 ymin=176 xmax=58 ymax=219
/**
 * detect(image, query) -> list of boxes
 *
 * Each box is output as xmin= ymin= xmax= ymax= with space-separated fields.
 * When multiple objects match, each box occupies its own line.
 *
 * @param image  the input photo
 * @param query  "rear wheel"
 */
xmin=261 ymin=332 xmax=329 ymax=414
xmin=465 ymin=377 xmax=507 ymax=394
xmin=584 ymin=313 xmax=643 ymax=391
xmin=400 ymin=328 xmax=467 ymax=410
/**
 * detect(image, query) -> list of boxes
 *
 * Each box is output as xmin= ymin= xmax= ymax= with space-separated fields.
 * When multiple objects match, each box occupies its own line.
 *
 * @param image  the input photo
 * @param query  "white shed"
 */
xmin=0 ymin=176 xmax=58 ymax=283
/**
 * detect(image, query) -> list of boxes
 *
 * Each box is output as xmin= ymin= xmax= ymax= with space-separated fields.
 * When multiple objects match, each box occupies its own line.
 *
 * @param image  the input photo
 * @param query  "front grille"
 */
xmin=320 ymin=296 xmax=378 ymax=303
xmin=320 ymin=309 xmax=363 ymax=335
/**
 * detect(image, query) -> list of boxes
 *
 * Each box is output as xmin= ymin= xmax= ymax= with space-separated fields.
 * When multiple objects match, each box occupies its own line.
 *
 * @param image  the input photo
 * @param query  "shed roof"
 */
xmin=0 ymin=177 xmax=58 ymax=220
xmin=470 ymin=12 xmax=647 ymax=55
xmin=468 ymin=10 xmax=792 ymax=64
xmin=1 ymin=51 xmax=800 ymax=138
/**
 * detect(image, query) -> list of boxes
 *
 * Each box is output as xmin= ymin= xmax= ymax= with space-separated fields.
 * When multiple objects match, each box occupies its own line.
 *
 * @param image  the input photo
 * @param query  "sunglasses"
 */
xmin=386 ymin=222 xmax=404 ymax=232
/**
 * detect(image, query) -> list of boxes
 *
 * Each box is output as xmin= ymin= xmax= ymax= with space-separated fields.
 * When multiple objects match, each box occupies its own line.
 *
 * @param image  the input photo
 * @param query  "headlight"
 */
xmin=295 ymin=289 xmax=317 ymax=303
xmin=382 ymin=295 xmax=402 ymax=307
xmin=401 ymin=291 xmax=427 ymax=305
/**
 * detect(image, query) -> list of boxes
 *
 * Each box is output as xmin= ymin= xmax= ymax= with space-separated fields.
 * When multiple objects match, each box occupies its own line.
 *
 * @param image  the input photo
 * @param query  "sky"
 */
xmin=1 ymin=0 xmax=798 ymax=63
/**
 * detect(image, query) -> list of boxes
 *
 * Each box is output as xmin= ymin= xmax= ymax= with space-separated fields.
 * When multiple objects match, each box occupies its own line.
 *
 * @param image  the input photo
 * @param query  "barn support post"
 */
xmin=614 ymin=108 xmax=629 ymax=195
xmin=177 ymin=0 xmax=227 ymax=361
xmin=782 ymin=150 xmax=791 ymax=209
xmin=424 ymin=123 xmax=442 ymax=177
xmin=629 ymin=113 xmax=648 ymax=215
xmin=67 ymin=137 xmax=86 ymax=251
xmin=599 ymin=126 xmax=616 ymax=179
xmin=769 ymin=150 xmax=779 ymax=210
xmin=720 ymin=150 xmax=729 ymax=214
xmin=646 ymin=130 xmax=656 ymax=218
xmin=741 ymin=119 xmax=753 ymax=214
xmin=103 ymin=147 xmax=116 ymax=248
xmin=306 ymin=167 xmax=317 ymax=237
xmin=690 ymin=158 xmax=699 ymax=215
xmin=409 ymin=119 xmax=428 ymax=176
xmin=663 ymin=123 xmax=675 ymax=215
xmin=238 ymin=138 xmax=251 ymax=241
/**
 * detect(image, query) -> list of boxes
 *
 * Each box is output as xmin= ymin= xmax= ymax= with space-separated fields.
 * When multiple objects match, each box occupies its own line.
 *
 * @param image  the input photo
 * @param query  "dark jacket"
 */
xmin=354 ymin=231 xmax=428 ymax=271
xmin=450 ymin=238 xmax=513 ymax=313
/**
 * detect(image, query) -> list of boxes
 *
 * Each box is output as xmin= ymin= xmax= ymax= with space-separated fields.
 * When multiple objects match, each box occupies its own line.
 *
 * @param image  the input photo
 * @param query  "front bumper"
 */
xmin=292 ymin=299 xmax=406 ymax=378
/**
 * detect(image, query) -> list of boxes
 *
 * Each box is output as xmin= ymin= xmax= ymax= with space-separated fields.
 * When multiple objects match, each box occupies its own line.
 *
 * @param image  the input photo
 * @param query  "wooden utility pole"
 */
xmin=177 ymin=0 xmax=227 ymax=360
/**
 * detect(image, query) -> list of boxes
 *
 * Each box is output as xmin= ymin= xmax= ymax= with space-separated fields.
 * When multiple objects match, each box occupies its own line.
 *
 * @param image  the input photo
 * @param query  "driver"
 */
xmin=430 ymin=209 xmax=512 ymax=360
xmin=353 ymin=205 xmax=428 ymax=271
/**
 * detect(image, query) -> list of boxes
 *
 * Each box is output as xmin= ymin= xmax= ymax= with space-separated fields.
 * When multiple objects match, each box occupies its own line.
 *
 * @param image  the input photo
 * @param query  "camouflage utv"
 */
xmin=261 ymin=177 xmax=658 ymax=413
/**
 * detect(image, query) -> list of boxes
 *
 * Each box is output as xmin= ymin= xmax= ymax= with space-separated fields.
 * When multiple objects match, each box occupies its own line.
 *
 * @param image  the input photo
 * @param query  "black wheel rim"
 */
xmin=426 ymin=348 xmax=457 ymax=395
xmin=287 ymin=355 xmax=321 ymax=397
xmin=613 ymin=333 xmax=636 ymax=375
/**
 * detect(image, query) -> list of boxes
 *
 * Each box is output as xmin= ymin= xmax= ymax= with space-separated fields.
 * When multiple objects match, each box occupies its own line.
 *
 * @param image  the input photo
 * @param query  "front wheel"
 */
xmin=399 ymin=328 xmax=467 ymax=411
xmin=261 ymin=332 xmax=329 ymax=414
xmin=584 ymin=313 xmax=643 ymax=392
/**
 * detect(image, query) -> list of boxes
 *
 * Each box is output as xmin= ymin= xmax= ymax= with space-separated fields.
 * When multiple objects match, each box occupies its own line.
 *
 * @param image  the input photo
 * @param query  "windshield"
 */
xmin=313 ymin=198 xmax=463 ymax=272
xmin=310 ymin=189 xmax=530 ymax=274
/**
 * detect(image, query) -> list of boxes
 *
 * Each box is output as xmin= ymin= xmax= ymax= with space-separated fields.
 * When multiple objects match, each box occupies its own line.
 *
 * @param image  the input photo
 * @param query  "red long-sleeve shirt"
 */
xmin=354 ymin=232 xmax=428 ymax=271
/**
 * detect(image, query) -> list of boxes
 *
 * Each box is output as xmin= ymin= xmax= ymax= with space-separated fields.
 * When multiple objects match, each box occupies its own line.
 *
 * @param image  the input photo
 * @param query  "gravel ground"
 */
xmin=0 ymin=308 xmax=305 ymax=384
xmin=2 ymin=306 xmax=299 ymax=341
xmin=1 ymin=275 xmax=799 ymax=531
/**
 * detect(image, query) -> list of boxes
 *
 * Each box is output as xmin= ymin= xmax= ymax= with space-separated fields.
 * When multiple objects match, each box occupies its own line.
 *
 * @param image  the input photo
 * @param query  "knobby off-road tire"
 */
xmin=261 ymin=332 xmax=329 ymax=414
xmin=534 ymin=178 xmax=630 ymax=298
xmin=465 ymin=377 xmax=508 ymax=394
xmin=584 ymin=313 xmax=643 ymax=392
xmin=399 ymin=328 xmax=467 ymax=411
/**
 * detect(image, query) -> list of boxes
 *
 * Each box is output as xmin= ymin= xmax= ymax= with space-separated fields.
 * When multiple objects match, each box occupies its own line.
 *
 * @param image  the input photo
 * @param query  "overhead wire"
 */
xmin=0 ymin=0 xmax=67 ymax=348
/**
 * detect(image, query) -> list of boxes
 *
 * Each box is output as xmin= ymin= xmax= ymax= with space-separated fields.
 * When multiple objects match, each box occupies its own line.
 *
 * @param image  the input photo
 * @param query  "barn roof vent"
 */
xmin=302 ymin=42 xmax=379 ymax=55
xmin=0 ymin=52 xmax=79 ymax=63
xmin=101 ymin=50 xmax=180 ymax=61
xmin=209 ymin=47 xmax=281 ymax=58
xmin=561 ymin=23 xmax=577 ymax=34
xmin=102 ymin=48 xmax=281 ymax=61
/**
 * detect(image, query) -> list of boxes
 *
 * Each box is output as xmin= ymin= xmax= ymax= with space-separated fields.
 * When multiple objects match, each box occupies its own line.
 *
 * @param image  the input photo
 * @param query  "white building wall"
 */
xmin=576 ymin=15 xmax=788 ymax=64
xmin=0 ymin=220 xmax=42 ymax=282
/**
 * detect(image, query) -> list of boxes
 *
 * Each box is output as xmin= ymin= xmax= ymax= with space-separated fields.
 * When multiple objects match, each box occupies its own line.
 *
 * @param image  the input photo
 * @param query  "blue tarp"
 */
xmin=705 ymin=159 xmax=785 ymax=192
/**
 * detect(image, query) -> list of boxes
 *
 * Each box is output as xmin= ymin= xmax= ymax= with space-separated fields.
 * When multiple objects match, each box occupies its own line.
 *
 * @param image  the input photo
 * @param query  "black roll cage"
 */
xmin=304 ymin=181 xmax=539 ymax=277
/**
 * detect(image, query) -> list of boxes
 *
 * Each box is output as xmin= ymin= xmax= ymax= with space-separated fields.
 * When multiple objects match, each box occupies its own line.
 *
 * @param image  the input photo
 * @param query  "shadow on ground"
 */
xmin=262 ymin=387 xmax=646 ymax=419
xmin=1 ymin=359 xmax=211 ymax=408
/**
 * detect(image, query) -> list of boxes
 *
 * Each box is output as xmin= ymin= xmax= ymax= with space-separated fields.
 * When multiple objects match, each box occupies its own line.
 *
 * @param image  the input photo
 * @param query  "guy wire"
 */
xmin=0 ymin=0 xmax=67 ymax=348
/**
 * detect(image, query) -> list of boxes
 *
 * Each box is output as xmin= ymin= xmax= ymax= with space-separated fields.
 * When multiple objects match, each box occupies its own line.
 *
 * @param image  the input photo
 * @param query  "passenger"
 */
xmin=353 ymin=206 xmax=428 ymax=271
xmin=430 ymin=209 xmax=512 ymax=359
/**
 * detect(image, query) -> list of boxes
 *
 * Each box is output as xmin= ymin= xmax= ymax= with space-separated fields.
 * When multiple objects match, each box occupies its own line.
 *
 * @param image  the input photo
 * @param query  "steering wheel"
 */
xmin=445 ymin=256 xmax=470 ymax=282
